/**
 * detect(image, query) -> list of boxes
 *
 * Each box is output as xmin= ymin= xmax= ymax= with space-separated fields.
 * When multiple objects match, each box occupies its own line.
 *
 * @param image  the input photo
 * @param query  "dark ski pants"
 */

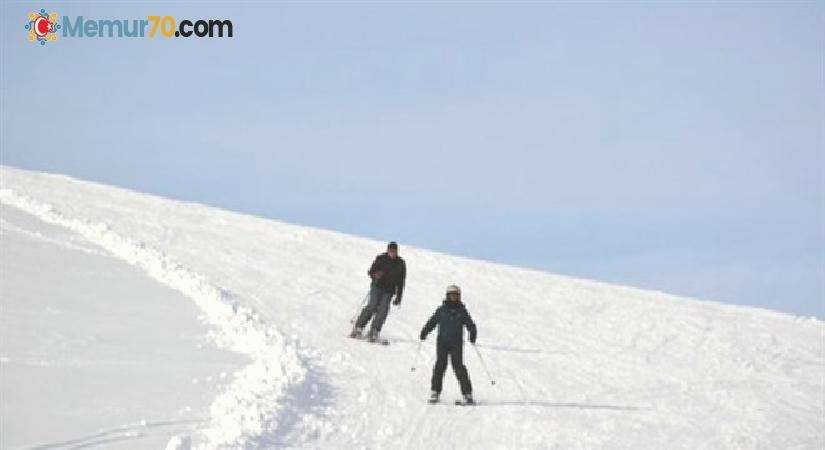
xmin=431 ymin=340 xmax=473 ymax=395
xmin=355 ymin=285 xmax=393 ymax=333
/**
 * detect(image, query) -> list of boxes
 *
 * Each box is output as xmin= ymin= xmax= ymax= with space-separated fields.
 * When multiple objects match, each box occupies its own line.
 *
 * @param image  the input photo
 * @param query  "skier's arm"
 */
xmin=394 ymin=260 xmax=406 ymax=304
xmin=464 ymin=310 xmax=477 ymax=344
xmin=420 ymin=309 xmax=439 ymax=340
xmin=368 ymin=256 xmax=383 ymax=280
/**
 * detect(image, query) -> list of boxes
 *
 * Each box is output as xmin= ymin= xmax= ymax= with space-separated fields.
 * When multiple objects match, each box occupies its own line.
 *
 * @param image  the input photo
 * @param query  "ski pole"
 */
xmin=411 ymin=340 xmax=422 ymax=372
xmin=349 ymin=290 xmax=371 ymax=324
xmin=472 ymin=344 xmax=497 ymax=385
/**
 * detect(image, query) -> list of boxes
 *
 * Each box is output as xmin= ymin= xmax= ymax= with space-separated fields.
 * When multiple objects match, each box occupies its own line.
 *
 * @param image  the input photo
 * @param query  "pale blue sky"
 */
xmin=2 ymin=1 xmax=823 ymax=317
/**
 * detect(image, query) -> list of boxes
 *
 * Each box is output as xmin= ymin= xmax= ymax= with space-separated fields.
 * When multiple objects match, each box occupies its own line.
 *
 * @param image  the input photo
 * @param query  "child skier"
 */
xmin=420 ymin=284 xmax=477 ymax=405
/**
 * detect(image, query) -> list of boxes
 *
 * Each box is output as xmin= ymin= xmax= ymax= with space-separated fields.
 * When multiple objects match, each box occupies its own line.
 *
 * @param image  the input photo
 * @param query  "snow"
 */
xmin=0 ymin=204 xmax=245 ymax=448
xmin=1 ymin=165 xmax=823 ymax=449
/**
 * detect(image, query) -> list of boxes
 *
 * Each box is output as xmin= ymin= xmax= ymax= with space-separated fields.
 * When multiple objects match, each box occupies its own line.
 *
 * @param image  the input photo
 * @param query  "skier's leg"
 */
xmin=450 ymin=344 xmax=473 ymax=396
xmin=354 ymin=286 xmax=381 ymax=329
xmin=368 ymin=292 xmax=393 ymax=334
xmin=430 ymin=340 xmax=449 ymax=394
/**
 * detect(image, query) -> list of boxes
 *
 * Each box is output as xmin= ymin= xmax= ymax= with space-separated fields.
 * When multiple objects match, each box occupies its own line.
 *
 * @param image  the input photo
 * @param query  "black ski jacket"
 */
xmin=420 ymin=300 xmax=477 ymax=345
xmin=368 ymin=252 xmax=406 ymax=300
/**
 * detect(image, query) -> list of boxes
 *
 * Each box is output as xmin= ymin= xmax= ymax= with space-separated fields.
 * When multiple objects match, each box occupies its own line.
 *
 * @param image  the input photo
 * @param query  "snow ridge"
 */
xmin=0 ymin=188 xmax=306 ymax=448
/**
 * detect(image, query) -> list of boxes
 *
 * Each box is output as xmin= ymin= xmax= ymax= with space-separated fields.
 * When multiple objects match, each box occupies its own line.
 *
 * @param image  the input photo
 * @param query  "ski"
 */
xmin=347 ymin=334 xmax=390 ymax=346
xmin=427 ymin=399 xmax=476 ymax=406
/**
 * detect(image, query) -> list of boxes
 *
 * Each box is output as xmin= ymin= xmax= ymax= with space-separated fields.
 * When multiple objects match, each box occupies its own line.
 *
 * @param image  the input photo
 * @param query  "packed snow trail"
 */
xmin=1 ymin=165 xmax=823 ymax=449
xmin=1 ymin=204 xmax=246 ymax=449
xmin=0 ymin=187 xmax=310 ymax=448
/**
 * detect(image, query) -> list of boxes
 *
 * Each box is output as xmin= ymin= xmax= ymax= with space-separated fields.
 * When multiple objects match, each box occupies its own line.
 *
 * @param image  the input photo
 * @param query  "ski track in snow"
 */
xmin=0 ymin=216 xmax=110 ymax=257
xmin=0 ymin=188 xmax=312 ymax=448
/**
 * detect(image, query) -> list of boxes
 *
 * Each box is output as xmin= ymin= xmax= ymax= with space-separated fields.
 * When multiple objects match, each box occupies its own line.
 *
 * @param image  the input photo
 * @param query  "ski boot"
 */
xmin=428 ymin=391 xmax=440 ymax=404
xmin=367 ymin=329 xmax=380 ymax=343
xmin=349 ymin=327 xmax=363 ymax=339
xmin=458 ymin=394 xmax=475 ymax=405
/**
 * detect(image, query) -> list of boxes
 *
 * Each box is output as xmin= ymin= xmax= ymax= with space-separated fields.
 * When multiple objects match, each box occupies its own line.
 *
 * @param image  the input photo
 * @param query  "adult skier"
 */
xmin=350 ymin=241 xmax=406 ymax=342
xmin=420 ymin=284 xmax=477 ymax=405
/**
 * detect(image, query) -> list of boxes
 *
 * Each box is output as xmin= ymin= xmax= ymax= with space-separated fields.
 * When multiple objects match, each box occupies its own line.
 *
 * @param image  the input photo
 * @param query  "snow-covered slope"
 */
xmin=0 ymin=203 xmax=248 ymax=449
xmin=0 ymin=165 xmax=822 ymax=449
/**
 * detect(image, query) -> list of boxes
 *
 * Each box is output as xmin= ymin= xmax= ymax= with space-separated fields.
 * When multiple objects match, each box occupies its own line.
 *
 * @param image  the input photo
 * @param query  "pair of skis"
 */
xmin=429 ymin=398 xmax=476 ymax=406
xmin=348 ymin=333 xmax=390 ymax=346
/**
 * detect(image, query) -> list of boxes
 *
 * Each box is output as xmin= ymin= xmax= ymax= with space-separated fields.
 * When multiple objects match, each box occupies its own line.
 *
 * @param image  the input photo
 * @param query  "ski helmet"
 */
xmin=446 ymin=285 xmax=461 ymax=295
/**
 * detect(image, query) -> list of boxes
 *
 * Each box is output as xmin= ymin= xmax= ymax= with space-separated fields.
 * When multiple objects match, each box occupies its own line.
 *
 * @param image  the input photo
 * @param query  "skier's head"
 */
xmin=387 ymin=241 xmax=398 ymax=258
xmin=446 ymin=284 xmax=461 ymax=301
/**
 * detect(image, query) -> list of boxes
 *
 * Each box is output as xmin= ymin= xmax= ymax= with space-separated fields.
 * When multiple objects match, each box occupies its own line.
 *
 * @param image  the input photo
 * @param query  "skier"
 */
xmin=420 ymin=284 xmax=477 ymax=405
xmin=350 ymin=241 xmax=406 ymax=342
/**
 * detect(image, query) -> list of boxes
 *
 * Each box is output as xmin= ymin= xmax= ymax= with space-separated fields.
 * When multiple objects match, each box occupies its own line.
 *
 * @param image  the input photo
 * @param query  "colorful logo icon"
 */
xmin=26 ymin=9 xmax=60 ymax=45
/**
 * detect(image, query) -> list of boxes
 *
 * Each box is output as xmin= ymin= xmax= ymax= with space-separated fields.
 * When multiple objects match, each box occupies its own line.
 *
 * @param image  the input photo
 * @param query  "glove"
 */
xmin=470 ymin=338 xmax=476 ymax=345
xmin=419 ymin=333 xmax=427 ymax=341
xmin=393 ymin=295 xmax=402 ymax=306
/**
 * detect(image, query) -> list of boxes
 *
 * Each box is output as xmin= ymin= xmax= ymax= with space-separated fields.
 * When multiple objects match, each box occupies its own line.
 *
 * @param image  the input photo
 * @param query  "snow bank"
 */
xmin=0 ymin=188 xmax=306 ymax=448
